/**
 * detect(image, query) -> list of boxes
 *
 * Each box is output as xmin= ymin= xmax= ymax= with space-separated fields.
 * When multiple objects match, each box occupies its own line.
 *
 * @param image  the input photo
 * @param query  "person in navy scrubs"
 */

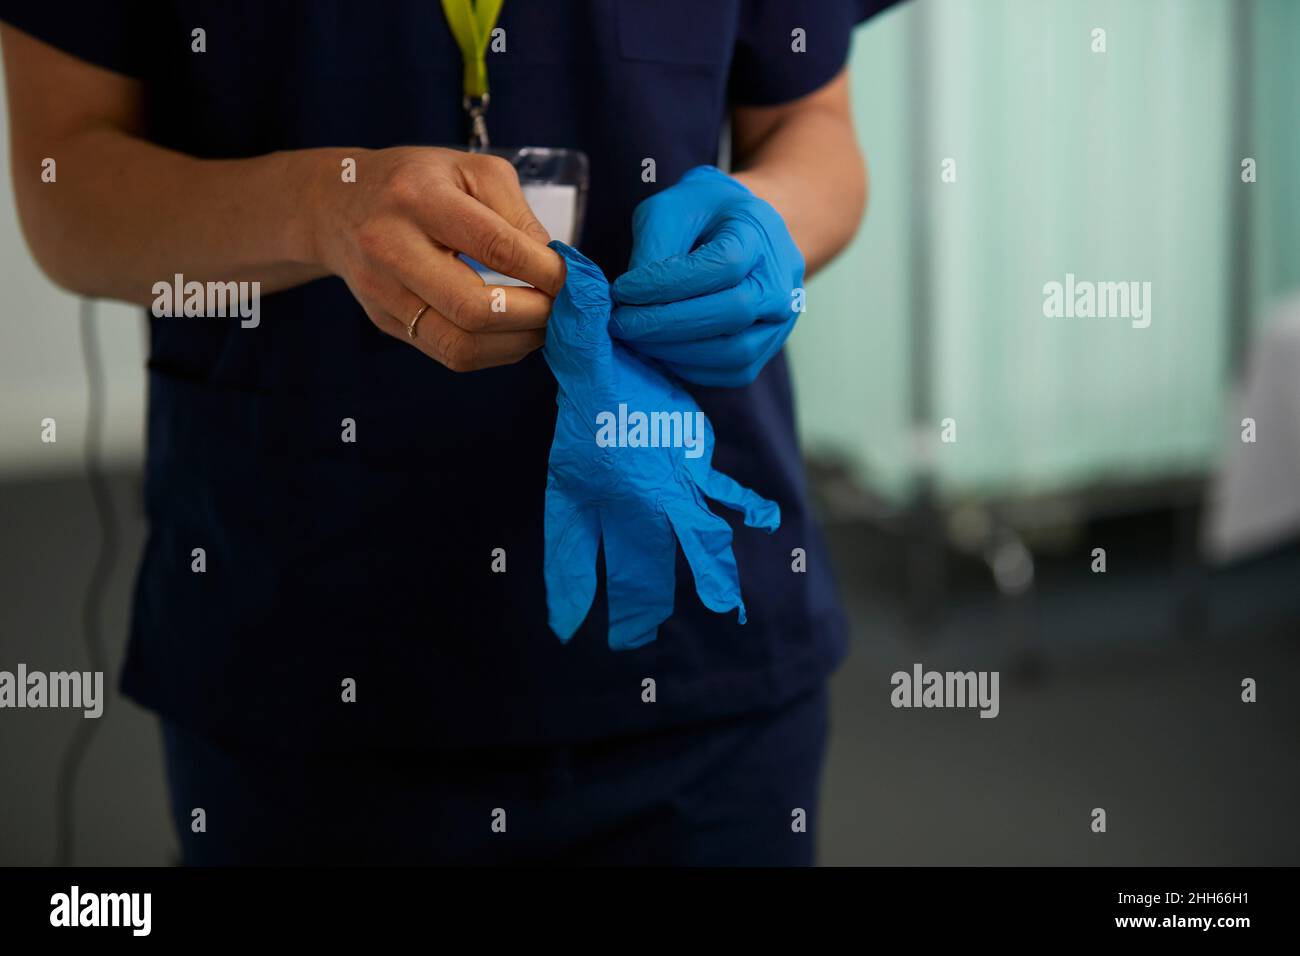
xmin=0 ymin=0 xmax=898 ymax=864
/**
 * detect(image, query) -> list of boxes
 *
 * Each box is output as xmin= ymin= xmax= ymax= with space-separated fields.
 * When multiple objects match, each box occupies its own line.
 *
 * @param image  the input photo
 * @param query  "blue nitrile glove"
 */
xmin=542 ymin=240 xmax=780 ymax=651
xmin=609 ymin=165 xmax=805 ymax=388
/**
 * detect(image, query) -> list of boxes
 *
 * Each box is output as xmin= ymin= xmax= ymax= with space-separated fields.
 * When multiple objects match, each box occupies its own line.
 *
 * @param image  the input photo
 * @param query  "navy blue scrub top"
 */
xmin=3 ymin=0 xmax=900 ymax=751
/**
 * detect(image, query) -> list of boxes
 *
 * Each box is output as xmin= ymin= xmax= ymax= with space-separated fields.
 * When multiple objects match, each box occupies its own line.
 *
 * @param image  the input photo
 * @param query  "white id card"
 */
xmin=457 ymin=146 xmax=589 ymax=287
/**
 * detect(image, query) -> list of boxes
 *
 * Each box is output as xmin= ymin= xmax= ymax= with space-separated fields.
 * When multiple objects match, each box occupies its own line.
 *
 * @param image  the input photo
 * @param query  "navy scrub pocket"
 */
xmin=614 ymin=0 xmax=738 ymax=69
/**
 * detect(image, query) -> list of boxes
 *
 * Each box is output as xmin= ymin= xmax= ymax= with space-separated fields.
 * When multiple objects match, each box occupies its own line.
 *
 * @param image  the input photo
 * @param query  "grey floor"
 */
xmin=1 ymin=471 xmax=1297 ymax=866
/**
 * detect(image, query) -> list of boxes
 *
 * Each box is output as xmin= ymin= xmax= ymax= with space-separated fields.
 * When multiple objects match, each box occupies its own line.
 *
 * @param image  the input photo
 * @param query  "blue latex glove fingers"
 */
xmin=694 ymin=467 xmax=782 ymax=532
xmin=619 ymin=165 xmax=753 ymax=270
xmin=601 ymin=502 xmax=677 ymax=650
xmin=629 ymin=317 xmax=792 ymax=371
xmin=615 ymin=270 xmax=794 ymax=385
xmin=609 ymin=165 xmax=805 ymax=387
xmin=662 ymin=489 xmax=748 ymax=624
xmin=544 ymin=486 xmax=602 ymax=642
xmin=644 ymin=352 xmax=781 ymax=388
xmin=613 ymin=218 xmax=762 ymax=307
xmin=608 ymin=275 xmax=763 ymax=343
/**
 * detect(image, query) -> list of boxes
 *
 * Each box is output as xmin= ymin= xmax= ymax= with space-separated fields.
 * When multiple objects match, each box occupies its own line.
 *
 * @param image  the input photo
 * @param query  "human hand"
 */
xmin=312 ymin=146 xmax=566 ymax=371
xmin=609 ymin=165 xmax=805 ymax=388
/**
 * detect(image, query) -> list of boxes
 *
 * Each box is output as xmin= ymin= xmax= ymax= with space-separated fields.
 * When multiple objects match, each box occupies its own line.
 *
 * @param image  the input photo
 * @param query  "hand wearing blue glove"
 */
xmin=610 ymin=165 xmax=805 ymax=388
xmin=542 ymin=240 xmax=780 ymax=651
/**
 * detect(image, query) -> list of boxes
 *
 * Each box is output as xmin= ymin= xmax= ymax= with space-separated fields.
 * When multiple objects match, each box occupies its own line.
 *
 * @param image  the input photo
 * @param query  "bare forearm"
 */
xmin=15 ymin=125 xmax=341 ymax=303
xmin=3 ymin=23 xmax=560 ymax=375
xmin=732 ymin=101 xmax=867 ymax=277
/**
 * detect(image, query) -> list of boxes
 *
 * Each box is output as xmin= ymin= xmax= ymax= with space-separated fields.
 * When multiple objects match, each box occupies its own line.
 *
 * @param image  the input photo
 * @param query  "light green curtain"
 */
xmin=1250 ymin=0 xmax=1300 ymax=320
xmin=790 ymin=0 xmax=1298 ymax=503
xmin=788 ymin=2 xmax=913 ymax=501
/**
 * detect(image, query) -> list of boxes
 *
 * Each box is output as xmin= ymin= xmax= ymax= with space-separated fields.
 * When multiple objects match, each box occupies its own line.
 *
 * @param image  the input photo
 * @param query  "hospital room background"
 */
xmin=2 ymin=0 xmax=1297 ymax=865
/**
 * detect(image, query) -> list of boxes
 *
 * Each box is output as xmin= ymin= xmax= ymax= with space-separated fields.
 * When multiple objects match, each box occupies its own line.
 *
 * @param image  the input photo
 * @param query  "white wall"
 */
xmin=0 ymin=48 xmax=147 ymax=478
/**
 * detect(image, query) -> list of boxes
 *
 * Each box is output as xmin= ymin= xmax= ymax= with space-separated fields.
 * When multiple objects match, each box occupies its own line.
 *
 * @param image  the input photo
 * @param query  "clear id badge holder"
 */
xmin=458 ymin=145 xmax=589 ymax=287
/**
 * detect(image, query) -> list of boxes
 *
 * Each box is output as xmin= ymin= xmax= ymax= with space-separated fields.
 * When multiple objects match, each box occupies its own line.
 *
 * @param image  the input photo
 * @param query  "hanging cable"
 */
xmin=54 ymin=297 xmax=118 ymax=866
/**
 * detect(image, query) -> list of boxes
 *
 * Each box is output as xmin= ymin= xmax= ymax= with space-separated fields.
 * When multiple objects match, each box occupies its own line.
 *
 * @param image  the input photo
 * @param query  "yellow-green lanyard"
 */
xmin=440 ymin=0 xmax=505 ymax=149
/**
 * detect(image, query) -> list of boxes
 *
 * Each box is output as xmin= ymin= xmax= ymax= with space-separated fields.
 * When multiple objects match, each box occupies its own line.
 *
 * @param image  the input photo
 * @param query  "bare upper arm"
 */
xmin=1 ymin=24 xmax=143 ymax=162
xmin=730 ymin=68 xmax=853 ymax=164
xmin=1 ymin=24 xmax=144 ymax=281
